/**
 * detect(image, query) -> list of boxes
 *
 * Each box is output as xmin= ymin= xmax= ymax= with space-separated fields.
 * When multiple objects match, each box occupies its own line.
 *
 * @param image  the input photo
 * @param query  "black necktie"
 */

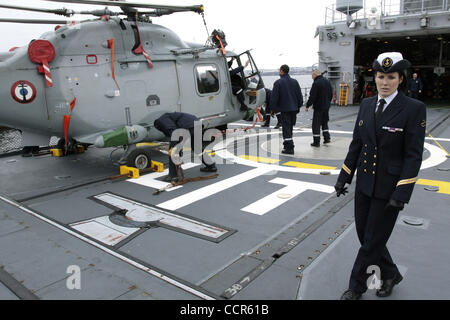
xmin=376 ymin=99 xmax=386 ymax=126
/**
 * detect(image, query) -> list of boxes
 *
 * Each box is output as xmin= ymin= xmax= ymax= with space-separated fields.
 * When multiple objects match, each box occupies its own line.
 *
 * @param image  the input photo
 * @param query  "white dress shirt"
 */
xmin=376 ymin=90 xmax=398 ymax=113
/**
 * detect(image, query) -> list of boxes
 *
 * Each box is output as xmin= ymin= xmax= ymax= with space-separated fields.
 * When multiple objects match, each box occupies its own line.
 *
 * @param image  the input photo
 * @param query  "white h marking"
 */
xmin=241 ymin=178 xmax=335 ymax=216
xmin=157 ymin=167 xmax=274 ymax=211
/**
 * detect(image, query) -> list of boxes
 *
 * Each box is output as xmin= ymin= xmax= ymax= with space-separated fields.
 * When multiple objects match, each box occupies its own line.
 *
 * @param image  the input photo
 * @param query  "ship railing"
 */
xmin=325 ymin=0 xmax=449 ymax=24
xmin=302 ymin=87 xmax=312 ymax=103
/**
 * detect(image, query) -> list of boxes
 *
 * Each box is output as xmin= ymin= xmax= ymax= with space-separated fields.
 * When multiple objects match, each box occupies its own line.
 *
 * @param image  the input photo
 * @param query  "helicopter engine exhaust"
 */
xmin=94 ymin=125 xmax=148 ymax=148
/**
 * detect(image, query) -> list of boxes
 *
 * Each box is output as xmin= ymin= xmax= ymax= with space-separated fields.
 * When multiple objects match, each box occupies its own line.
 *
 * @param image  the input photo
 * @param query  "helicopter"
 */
xmin=0 ymin=0 xmax=266 ymax=169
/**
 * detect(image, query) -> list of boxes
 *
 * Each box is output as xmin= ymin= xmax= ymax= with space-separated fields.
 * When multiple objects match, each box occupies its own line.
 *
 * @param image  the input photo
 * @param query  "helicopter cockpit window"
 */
xmin=195 ymin=65 xmax=220 ymax=95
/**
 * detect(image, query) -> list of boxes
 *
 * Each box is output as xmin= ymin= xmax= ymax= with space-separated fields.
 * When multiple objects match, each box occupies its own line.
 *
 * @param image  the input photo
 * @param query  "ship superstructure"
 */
xmin=317 ymin=0 xmax=450 ymax=104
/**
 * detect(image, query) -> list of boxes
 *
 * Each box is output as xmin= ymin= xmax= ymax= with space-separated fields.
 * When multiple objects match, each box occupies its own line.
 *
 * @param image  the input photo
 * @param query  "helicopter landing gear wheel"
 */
xmin=126 ymin=148 xmax=152 ymax=170
xmin=56 ymin=137 xmax=77 ymax=155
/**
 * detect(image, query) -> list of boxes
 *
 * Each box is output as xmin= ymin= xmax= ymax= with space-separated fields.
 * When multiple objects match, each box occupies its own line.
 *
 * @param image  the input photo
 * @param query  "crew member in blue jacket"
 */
xmin=305 ymin=69 xmax=333 ymax=147
xmin=154 ymin=112 xmax=217 ymax=182
xmin=335 ymin=52 xmax=426 ymax=300
xmin=270 ymin=65 xmax=303 ymax=154
xmin=408 ymin=72 xmax=423 ymax=100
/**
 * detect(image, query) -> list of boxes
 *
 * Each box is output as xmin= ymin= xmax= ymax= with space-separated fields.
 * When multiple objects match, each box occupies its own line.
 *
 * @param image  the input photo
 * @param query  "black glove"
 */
xmin=334 ymin=181 xmax=348 ymax=197
xmin=385 ymin=199 xmax=405 ymax=211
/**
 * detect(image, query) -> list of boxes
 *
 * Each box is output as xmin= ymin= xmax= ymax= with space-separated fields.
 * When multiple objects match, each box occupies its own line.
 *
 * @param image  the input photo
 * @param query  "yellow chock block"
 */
xmin=76 ymin=145 xmax=85 ymax=153
xmin=120 ymin=166 xmax=140 ymax=179
xmin=151 ymin=160 xmax=164 ymax=173
xmin=50 ymin=149 xmax=64 ymax=157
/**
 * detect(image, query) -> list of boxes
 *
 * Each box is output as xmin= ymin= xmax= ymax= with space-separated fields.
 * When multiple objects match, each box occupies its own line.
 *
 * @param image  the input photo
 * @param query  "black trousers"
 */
xmin=281 ymin=111 xmax=297 ymax=150
xmin=408 ymin=91 xmax=419 ymax=100
xmin=349 ymin=191 xmax=401 ymax=294
xmin=232 ymin=85 xmax=246 ymax=109
xmin=312 ymin=108 xmax=330 ymax=142
xmin=168 ymin=128 xmax=214 ymax=178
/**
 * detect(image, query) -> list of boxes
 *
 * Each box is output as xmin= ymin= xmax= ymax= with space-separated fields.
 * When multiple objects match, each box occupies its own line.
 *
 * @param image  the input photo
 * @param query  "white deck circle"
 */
xmin=261 ymin=136 xmax=353 ymax=160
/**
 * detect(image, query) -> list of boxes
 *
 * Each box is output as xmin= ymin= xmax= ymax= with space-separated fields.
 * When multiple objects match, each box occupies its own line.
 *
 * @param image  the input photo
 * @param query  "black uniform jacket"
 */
xmin=154 ymin=112 xmax=199 ymax=138
xmin=337 ymin=92 xmax=426 ymax=203
xmin=270 ymin=74 xmax=303 ymax=113
xmin=408 ymin=78 xmax=423 ymax=93
xmin=306 ymin=75 xmax=333 ymax=110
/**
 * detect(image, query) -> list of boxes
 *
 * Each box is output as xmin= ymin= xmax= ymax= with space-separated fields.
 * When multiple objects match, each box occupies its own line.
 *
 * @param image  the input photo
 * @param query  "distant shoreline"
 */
xmin=260 ymin=71 xmax=312 ymax=76
xmin=260 ymin=67 xmax=314 ymax=76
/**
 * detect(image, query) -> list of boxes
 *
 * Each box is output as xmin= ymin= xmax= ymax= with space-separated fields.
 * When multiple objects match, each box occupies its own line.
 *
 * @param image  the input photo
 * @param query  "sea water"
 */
xmin=262 ymin=75 xmax=314 ymax=99
xmin=262 ymin=75 xmax=313 ymax=91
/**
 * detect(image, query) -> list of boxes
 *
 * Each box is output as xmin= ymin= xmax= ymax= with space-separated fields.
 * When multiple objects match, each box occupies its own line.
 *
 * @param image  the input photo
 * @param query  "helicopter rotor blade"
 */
xmin=44 ymin=0 xmax=204 ymax=14
xmin=0 ymin=4 xmax=75 ymax=17
xmin=0 ymin=4 xmax=123 ymax=18
xmin=0 ymin=18 xmax=69 ymax=24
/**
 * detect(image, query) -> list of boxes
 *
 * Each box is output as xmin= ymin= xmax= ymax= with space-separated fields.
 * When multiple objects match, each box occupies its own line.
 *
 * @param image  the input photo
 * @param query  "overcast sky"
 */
xmin=0 ymin=0 xmax=332 ymax=69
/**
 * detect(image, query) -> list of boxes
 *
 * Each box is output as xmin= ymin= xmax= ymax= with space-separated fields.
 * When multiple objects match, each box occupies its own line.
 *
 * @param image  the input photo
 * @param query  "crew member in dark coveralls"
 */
xmin=154 ymin=112 xmax=217 ymax=183
xmin=260 ymin=88 xmax=283 ymax=128
xmin=228 ymin=58 xmax=250 ymax=112
xmin=261 ymin=88 xmax=283 ymax=128
xmin=270 ymin=64 xmax=303 ymax=154
xmin=408 ymin=72 xmax=423 ymax=100
xmin=335 ymin=52 xmax=426 ymax=300
xmin=305 ymin=69 xmax=333 ymax=147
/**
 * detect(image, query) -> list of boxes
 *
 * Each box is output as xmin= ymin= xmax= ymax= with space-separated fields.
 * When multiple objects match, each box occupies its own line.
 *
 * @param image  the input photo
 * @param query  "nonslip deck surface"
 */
xmin=0 ymin=106 xmax=449 ymax=300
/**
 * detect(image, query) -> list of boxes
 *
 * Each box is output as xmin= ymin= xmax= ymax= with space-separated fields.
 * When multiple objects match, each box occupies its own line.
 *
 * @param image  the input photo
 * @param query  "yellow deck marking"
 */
xmin=417 ymin=179 xmax=450 ymax=195
xmin=426 ymin=130 xmax=449 ymax=156
xmin=239 ymin=155 xmax=280 ymax=164
xmin=136 ymin=142 xmax=163 ymax=148
xmin=283 ymin=161 xmax=337 ymax=170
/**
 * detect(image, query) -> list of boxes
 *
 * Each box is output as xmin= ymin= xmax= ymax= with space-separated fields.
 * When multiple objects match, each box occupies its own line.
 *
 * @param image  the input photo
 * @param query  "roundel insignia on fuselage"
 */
xmin=11 ymin=81 xmax=37 ymax=104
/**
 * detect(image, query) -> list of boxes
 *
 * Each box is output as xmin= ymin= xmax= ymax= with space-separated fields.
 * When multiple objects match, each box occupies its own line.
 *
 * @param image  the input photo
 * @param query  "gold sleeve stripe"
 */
xmin=397 ymin=177 xmax=418 ymax=187
xmin=342 ymin=164 xmax=352 ymax=175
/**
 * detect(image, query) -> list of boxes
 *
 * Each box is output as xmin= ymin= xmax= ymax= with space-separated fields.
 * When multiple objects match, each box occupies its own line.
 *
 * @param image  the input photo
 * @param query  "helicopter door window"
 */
xmin=195 ymin=65 xmax=220 ymax=95
xmin=238 ymin=51 xmax=265 ymax=90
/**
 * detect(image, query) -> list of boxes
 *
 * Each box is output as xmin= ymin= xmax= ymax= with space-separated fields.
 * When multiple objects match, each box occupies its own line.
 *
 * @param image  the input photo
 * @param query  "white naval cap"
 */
xmin=373 ymin=52 xmax=411 ymax=73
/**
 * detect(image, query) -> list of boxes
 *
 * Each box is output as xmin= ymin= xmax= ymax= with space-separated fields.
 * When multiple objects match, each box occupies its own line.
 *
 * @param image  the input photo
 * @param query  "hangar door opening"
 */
xmin=353 ymin=34 xmax=450 ymax=104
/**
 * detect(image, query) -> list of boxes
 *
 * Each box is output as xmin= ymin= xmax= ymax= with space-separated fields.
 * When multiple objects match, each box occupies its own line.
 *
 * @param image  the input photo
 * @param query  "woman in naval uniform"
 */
xmin=334 ymin=52 xmax=427 ymax=300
